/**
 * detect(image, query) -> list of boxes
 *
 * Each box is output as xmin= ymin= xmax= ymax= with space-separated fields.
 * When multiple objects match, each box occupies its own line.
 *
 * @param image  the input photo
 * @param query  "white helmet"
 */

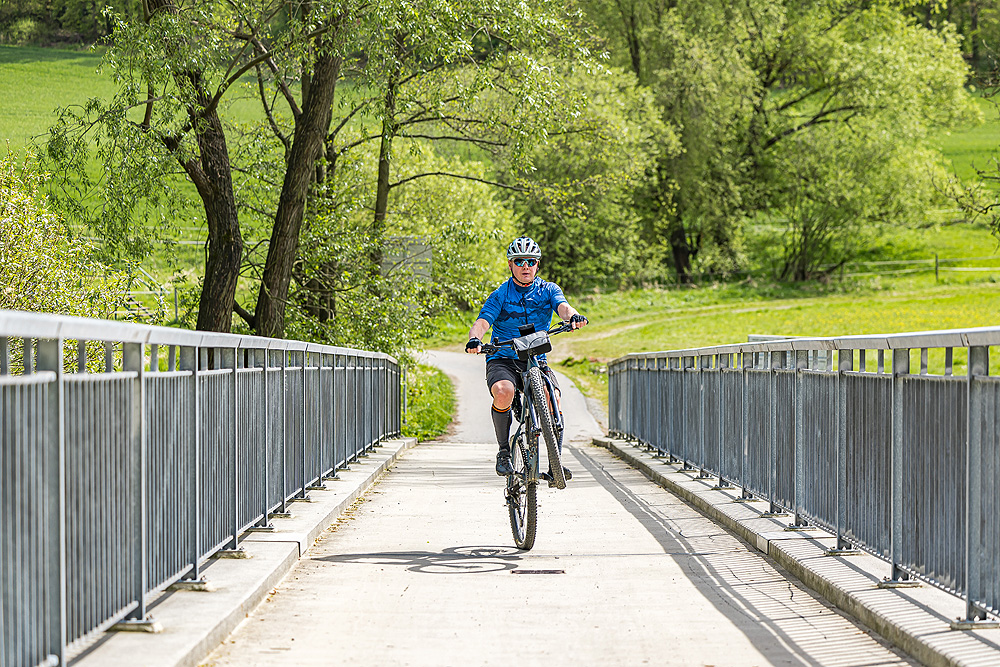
xmin=507 ymin=236 xmax=541 ymax=260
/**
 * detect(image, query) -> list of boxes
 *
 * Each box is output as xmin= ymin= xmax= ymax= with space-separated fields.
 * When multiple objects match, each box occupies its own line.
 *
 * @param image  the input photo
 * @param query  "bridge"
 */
xmin=2 ymin=309 xmax=1000 ymax=666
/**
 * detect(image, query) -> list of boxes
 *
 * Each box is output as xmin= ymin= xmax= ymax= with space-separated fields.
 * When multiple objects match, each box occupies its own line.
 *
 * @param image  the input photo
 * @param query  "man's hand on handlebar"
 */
xmin=570 ymin=313 xmax=589 ymax=330
xmin=465 ymin=337 xmax=482 ymax=354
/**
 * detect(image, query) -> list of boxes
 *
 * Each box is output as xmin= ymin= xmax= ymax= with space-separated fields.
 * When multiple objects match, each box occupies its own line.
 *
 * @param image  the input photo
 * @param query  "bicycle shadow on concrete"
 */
xmin=312 ymin=545 xmax=523 ymax=574
xmin=570 ymin=444 xmax=918 ymax=667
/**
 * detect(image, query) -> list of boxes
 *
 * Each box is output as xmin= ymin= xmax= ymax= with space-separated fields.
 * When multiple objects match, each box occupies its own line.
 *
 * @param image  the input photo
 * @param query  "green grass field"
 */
xmin=932 ymin=94 xmax=1000 ymax=184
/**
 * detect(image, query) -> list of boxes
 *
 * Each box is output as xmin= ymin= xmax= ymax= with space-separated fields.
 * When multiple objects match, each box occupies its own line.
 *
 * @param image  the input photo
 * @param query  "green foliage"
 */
xmin=285 ymin=139 xmax=515 ymax=358
xmin=0 ymin=152 xmax=131 ymax=317
xmin=401 ymin=363 xmax=454 ymax=441
xmin=513 ymin=66 xmax=681 ymax=291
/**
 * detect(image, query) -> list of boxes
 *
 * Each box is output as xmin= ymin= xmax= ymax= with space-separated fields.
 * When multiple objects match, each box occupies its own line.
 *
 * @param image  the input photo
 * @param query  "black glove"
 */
xmin=466 ymin=337 xmax=482 ymax=351
xmin=570 ymin=314 xmax=588 ymax=327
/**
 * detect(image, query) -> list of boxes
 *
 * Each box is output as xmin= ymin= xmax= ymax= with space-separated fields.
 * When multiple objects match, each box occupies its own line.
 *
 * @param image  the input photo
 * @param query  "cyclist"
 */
xmin=465 ymin=236 xmax=588 ymax=480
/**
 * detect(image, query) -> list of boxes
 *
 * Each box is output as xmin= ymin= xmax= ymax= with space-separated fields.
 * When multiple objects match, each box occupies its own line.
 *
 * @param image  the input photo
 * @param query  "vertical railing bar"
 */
xmin=77 ymin=340 xmax=87 ymax=374
xmin=0 ymin=336 xmax=8 ymax=375
xmin=149 ymin=344 xmax=158 ymax=373
xmin=877 ymin=350 xmax=885 ymax=375
xmin=920 ymin=348 xmax=929 ymax=375
xmin=945 ymin=347 xmax=954 ymax=377
xmin=104 ymin=341 xmax=113 ymax=374
xmin=24 ymin=338 xmax=34 ymax=376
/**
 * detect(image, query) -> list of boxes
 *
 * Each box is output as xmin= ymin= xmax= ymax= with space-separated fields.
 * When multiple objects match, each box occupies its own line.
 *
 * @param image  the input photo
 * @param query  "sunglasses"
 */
xmin=512 ymin=258 xmax=538 ymax=267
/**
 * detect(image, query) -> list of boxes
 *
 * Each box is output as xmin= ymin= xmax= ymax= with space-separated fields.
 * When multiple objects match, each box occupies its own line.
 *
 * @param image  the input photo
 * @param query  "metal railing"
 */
xmin=0 ymin=309 xmax=402 ymax=667
xmin=608 ymin=326 xmax=1000 ymax=625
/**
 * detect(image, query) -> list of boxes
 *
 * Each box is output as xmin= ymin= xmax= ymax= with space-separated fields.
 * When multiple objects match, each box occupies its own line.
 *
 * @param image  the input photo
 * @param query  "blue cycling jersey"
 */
xmin=477 ymin=277 xmax=568 ymax=361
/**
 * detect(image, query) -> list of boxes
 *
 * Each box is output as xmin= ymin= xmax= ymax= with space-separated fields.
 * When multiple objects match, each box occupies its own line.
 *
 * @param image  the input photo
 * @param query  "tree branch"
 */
xmin=390 ymin=171 xmax=526 ymax=191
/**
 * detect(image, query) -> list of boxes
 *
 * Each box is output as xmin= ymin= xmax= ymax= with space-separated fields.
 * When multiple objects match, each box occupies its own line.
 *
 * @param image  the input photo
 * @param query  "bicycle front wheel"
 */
xmin=507 ymin=436 xmax=537 ymax=550
xmin=528 ymin=366 xmax=565 ymax=489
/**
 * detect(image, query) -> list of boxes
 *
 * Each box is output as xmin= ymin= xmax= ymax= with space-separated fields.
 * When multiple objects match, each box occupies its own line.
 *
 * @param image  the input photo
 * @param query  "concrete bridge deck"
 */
xmin=77 ymin=351 xmax=1000 ymax=667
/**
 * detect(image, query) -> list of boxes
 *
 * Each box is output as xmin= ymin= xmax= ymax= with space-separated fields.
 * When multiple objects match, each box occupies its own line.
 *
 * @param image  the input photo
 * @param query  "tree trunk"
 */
xmin=254 ymin=50 xmax=341 ymax=338
xmin=669 ymin=222 xmax=693 ymax=284
xmin=193 ymin=106 xmax=243 ymax=333
xmin=147 ymin=0 xmax=242 ymax=333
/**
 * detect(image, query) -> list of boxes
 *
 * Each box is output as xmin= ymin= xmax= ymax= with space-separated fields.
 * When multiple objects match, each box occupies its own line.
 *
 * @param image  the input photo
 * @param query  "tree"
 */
xmin=46 ymin=0 xmax=597 ymax=339
xmin=582 ymin=0 xmax=978 ymax=282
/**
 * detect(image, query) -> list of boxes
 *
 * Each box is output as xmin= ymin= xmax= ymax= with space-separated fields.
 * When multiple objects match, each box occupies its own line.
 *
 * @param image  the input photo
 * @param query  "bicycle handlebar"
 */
xmin=478 ymin=320 xmax=578 ymax=356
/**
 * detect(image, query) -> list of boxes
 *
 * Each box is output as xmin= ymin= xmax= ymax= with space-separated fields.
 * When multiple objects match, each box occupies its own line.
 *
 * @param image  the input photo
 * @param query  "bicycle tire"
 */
xmin=528 ymin=367 xmax=565 ymax=489
xmin=507 ymin=436 xmax=536 ymax=550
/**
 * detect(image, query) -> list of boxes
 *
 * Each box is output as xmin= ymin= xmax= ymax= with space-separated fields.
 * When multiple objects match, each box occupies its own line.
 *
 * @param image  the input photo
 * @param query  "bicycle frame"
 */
xmin=510 ymin=355 xmax=564 ymax=484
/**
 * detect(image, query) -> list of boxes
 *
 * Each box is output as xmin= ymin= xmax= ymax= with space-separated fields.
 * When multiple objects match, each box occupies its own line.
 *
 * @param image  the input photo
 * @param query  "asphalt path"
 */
xmin=202 ymin=350 xmax=914 ymax=667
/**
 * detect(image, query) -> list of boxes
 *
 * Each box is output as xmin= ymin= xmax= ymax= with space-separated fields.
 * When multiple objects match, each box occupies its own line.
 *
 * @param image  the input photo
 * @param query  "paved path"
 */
xmin=202 ymin=351 xmax=913 ymax=667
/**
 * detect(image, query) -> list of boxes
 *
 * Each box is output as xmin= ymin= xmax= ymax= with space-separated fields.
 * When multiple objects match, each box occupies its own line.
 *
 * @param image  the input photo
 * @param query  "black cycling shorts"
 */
xmin=485 ymin=357 xmax=560 ymax=395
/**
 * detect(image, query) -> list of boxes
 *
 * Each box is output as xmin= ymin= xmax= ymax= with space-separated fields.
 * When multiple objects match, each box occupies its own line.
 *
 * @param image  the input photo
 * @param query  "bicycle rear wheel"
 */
xmin=528 ymin=367 xmax=565 ymax=489
xmin=506 ymin=436 xmax=537 ymax=550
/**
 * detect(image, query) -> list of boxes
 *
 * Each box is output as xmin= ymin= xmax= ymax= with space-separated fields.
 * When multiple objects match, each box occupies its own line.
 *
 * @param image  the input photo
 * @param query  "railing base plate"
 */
xmin=269 ymin=511 xmax=292 ymax=519
xmin=878 ymin=579 xmax=921 ymax=589
xmin=824 ymin=548 xmax=863 ymax=557
xmin=949 ymin=619 xmax=1000 ymax=631
xmin=759 ymin=512 xmax=790 ymax=518
xmin=213 ymin=548 xmax=251 ymax=560
xmin=167 ymin=578 xmax=216 ymax=592
xmin=306 ymin=484 xmax=327 ymax=491
xmin=111 ymin=616 xmax=163 ymax=633
xmin=246 ymin=525 xmax=275 ymax=533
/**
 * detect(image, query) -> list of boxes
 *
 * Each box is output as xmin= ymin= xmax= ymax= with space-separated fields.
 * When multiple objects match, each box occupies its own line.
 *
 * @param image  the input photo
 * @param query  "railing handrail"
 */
xmin=0 ymin=309 xmax=396 ymax=363
xmin=610 ymin=324 xmax=1000 ymax=362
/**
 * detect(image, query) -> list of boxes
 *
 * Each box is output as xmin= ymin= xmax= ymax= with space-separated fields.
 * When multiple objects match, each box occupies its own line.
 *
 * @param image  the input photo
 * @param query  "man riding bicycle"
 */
xmin=465 ymin=237 xmax=588 ymax=479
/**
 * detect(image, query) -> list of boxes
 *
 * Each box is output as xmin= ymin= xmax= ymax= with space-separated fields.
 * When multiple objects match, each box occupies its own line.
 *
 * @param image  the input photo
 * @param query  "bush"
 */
xmin=0 ymin=152 xmax=131 ymax=318
xmin=401 ymin=364 xmax=454 ymax=441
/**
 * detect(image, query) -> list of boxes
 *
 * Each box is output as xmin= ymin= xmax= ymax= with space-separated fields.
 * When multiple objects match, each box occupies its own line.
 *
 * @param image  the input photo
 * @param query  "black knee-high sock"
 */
xmin=492 ymin=404 xmax=512 ymax=451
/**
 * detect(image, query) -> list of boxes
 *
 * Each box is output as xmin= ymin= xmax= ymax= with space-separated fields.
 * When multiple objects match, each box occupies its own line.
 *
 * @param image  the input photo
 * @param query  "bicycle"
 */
xmin=480 ymin=320 xmax=579 ymax=550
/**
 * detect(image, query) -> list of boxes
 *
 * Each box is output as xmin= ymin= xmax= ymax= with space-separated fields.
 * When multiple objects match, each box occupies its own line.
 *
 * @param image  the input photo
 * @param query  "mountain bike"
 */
xmin=480 ymin=320 xmax=579 ymax=550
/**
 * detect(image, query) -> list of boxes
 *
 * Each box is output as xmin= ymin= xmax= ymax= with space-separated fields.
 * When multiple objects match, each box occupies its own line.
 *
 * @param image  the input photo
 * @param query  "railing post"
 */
xmin=223 ymin=346 xmax=239 ymax=551
xmin=715 ymin=353 xmax=730 ymax=489
xmin=793 ymin=349 xmax=808 ymax=527
xmin=179 ymin=346 xmax=202 ymax=580
xmin=889 ymin=348 xmax=909 ymax=581
xmin=963 ymin=346 xmax=990 ymax=622
xmin=698 ymin=355 xmax=707 ymax=475
xmin=257 ymin=348 xmax=271 ymax=526
xmin=741 ymin=352 xmax=751 ymax=499
xmin=36 ymin=339 xmax=66 ymax=666
xmin=122 ymin=342 xmax=153 ymax=625
xmin=767 ymin=351 xmax=780 ymax=515
xmin=829 ymin=348 xmax=857 ymax=554
xmin=300 ymin=350 xmax=309 ymax=498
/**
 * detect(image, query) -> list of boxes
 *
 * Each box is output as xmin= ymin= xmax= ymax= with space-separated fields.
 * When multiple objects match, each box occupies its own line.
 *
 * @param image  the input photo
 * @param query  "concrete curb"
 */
xmin=73 ymin=437 xmax=418 ymax=667
xmin=594 ymin=436 xmax=1000 ymax=667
